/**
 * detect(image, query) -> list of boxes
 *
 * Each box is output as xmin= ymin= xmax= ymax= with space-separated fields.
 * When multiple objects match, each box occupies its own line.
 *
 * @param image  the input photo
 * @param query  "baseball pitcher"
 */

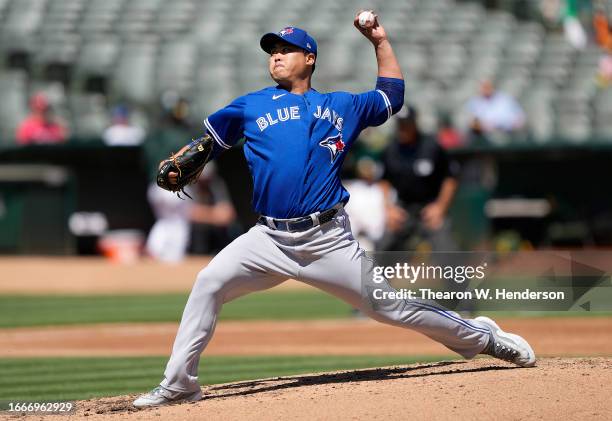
xmin=134 ymin=11 xmax=535 ymax=408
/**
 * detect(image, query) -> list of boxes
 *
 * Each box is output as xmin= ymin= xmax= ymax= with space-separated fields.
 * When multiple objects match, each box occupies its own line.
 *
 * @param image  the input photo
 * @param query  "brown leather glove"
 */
xmin=157 ymin=134 xmax=213 ymax=199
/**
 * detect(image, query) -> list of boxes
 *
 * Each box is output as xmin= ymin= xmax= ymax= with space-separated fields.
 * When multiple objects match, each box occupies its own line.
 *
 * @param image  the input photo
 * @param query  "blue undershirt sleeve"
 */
xmin=375 ymin=77 xmax=405 ymax=115
xmin=351 ymin=77 xmax=405 ymax=129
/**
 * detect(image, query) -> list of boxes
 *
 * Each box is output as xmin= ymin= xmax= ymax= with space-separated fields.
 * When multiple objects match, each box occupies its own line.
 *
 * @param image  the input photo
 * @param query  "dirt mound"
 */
xmin=35 ymin=358 xmax=611 ymax=420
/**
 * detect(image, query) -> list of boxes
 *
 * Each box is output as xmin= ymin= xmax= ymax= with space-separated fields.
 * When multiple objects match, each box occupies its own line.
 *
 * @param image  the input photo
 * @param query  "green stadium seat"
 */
xmin=0 ymin=0 xmax=606 ymax=143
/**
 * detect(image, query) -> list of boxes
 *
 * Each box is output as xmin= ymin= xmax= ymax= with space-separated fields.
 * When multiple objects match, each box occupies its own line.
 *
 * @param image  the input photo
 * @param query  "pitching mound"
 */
xmin=45 ymin=357 xmax=611 ymax=420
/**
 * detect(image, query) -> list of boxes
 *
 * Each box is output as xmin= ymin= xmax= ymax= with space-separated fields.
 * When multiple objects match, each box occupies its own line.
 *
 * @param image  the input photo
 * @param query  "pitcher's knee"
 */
xmin=359 ymin=306 xmax=405 ymax=326
xmin=193 ymin=268 xmax=226 ymax=299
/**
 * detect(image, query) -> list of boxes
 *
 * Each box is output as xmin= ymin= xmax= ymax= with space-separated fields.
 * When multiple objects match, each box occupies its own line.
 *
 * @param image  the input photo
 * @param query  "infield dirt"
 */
xmin=7 ymin=358 xmax=609 ymax=421
xmin=1 ymin=317 xmax=611 ymax=357
xmin=0 ymin=257 xmax=309 ymax=295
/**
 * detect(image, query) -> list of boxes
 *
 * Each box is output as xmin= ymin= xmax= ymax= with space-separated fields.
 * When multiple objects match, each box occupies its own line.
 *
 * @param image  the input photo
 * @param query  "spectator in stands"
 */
xmin=593 ymin=5 xmax=612 ymax=49
xmin=102 ymin=105 xmax=146 ymax=146
xmin=465 ymin=79 xmax=525 ymax=138
xmin=16 ymin=93 xmax=67 ymax=145
xmin=596 ymin=47 xmax=612 ymax=88
xmin=379 ymin=105 xmax=459 ymax=252
xmin=436 ymin=112 xmax=464 ymax=150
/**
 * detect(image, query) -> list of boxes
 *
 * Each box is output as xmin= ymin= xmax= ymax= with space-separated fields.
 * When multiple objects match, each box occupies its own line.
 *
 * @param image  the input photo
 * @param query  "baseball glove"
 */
xmin=157 ymin=134 xmax=214 ymax=199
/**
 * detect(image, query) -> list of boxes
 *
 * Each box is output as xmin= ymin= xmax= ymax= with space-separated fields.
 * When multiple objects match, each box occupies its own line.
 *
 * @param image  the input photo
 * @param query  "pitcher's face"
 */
xmin=268 ymin=42 xmax=315 ymax=83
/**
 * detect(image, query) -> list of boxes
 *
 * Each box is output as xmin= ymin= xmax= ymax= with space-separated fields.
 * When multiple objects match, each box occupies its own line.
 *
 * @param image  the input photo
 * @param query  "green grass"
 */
xmin=0 ymin=290 xmax=353 ymax=328
xmin=0 ymin=291 xmax=610 ymax=328
xmin=0 ymin=355 xmax=451 ymax=401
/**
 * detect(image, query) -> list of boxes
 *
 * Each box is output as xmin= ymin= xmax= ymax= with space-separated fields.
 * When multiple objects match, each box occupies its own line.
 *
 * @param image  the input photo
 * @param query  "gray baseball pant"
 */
xmin=160 ymin=208 xmax=490 ymax=393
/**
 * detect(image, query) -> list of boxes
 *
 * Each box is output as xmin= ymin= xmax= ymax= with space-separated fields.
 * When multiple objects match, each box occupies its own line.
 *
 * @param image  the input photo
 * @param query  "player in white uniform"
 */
xmin=133 ymin=13 xmax=536 ymax=409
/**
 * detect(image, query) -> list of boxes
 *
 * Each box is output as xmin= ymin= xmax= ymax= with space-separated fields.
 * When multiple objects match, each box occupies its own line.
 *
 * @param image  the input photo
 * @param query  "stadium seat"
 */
xmin=69 ymin=93 xmax=109 ymax=139
xmin=0 ymin=70 xmax=29 ymax=142
xmin=0 ymin=0 xmax=608 ymax=143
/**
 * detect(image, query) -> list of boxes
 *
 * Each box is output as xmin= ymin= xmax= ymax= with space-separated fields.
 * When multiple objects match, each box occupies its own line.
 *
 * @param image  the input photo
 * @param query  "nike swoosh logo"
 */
xmin=272 ymin=94 xmax=286 ymax=100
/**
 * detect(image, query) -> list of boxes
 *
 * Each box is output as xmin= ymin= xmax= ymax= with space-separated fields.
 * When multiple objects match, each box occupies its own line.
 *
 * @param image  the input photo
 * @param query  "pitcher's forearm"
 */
xmin=375 ymin=39 xmax=402 ymax=79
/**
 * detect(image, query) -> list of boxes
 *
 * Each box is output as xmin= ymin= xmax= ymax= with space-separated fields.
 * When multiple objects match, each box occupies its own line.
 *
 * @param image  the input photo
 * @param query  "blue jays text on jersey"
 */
xmin=204 ymin=80 xmax=403 ymax=219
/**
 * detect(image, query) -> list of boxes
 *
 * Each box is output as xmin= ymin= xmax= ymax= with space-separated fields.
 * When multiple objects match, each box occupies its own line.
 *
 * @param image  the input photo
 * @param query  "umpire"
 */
xmin=380 ymin=105 xmax=459 ymax=252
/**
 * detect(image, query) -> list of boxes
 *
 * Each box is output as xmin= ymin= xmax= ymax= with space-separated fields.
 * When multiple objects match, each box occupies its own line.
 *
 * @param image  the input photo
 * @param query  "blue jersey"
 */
xmin=204 ymin=85 xmax=394 ymax=218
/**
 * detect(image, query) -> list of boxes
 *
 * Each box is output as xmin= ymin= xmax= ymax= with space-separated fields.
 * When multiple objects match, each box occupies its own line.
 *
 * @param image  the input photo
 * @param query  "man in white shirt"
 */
xmin=465 ymin=79 xmax=525 ymax=135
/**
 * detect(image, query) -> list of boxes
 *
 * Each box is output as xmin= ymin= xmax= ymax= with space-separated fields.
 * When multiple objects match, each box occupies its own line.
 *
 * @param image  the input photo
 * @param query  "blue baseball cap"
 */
xmin=260 ymin=26 xmax=317 ymax=56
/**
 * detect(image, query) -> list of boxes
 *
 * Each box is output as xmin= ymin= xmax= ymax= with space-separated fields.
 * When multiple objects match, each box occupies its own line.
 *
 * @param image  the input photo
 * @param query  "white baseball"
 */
xmin=358 ymin=11 xmax=375 ymax=28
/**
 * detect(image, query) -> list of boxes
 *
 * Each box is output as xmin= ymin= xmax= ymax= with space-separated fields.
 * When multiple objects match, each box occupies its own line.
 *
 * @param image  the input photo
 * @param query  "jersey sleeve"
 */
xmin=350 ymin=89 xmax=393 ymax=129
xmin=203 ymin=95 xmax=246 ymax=156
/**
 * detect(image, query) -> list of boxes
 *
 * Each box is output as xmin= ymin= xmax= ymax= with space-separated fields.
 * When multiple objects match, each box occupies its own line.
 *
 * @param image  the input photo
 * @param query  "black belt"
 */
xmin=258 ymin=203 xmax=343 ymax=232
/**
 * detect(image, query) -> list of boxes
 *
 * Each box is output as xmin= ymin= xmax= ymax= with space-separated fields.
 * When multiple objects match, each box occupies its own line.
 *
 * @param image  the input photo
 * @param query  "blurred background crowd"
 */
xmin=1 ymin=0 xmax=612 ymax=261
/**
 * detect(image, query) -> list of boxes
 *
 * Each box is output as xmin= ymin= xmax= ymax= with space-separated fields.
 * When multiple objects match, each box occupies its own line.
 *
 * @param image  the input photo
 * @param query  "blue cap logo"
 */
xmin=279 ymin=27 xmax=294 ymax=37
xmin=260 ymin=26 xmax=318 ymax=56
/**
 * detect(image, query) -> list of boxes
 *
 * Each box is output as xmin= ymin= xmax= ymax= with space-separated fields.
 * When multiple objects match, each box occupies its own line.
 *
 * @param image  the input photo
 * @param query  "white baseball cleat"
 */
xmin=133 ymin=386 xmax=202 ymax=408
xmin=476 ymin=316 xmax=536 ymax=367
